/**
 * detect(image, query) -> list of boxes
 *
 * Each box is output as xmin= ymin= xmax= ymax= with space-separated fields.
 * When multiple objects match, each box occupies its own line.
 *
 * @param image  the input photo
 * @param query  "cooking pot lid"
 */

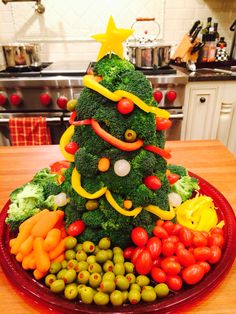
xmin=128 ymin=42 xmax=172 ymax=49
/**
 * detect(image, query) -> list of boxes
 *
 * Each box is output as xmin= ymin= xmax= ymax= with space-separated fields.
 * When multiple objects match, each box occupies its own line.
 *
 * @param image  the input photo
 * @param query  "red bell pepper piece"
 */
xmin=144 ymin=145 xmax=172 ymax=159
xmin=69 ymin=111 xmax=92 ymax=126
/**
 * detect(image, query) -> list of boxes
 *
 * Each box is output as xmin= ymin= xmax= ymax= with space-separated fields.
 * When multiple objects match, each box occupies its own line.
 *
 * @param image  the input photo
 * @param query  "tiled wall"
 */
xmin=0 ymin=0 xmax=235 ymax=64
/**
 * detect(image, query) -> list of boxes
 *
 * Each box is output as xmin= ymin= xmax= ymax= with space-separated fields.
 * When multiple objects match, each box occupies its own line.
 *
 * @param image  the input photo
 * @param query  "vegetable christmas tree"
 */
xmin=59 ymin=17 xmax=176 ymax=247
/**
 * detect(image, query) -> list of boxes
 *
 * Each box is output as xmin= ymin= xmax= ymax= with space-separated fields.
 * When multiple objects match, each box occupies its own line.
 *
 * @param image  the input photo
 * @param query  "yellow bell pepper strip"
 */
xmin=83 ymin=75 xmax=120 ymax=102
xmin=59 ymin=125 xmax=75 ymax=162
xmin=114 ymin=90 xmax=170 ymax=119
xmin=69 ymin=111 xmax=92 ymax=126
xmin=174 ymin=195 xmax=218 ymax=232
xmin=91 ymin=119 xmax=144 ymax=151
xmin=144 ymin=145 xmax=172 ymax=159
xmin=144 ymin=205 xmax=176 ymax=220
xmin=71 ymin=167 xmax=107 ymax=199
xmin=105 ymin=190 xmax=142 ymax=217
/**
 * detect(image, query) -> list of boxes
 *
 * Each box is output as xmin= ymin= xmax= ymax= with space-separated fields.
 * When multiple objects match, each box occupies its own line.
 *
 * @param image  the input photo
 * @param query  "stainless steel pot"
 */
xmin=2 ymin=43 xmax=41 ymax=68
xmin=128 ymin=43 xmax=171 ymax=69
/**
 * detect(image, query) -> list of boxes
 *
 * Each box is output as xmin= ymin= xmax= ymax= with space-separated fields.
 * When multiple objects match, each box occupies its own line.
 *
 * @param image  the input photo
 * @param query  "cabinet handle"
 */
xmin=200 ymin=97 xmax=206 ymax=103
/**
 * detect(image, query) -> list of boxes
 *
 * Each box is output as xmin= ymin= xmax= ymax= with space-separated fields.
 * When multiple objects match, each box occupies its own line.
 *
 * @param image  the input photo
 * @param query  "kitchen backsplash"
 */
xmin=0 ymin=0 xmax=235 ymax=63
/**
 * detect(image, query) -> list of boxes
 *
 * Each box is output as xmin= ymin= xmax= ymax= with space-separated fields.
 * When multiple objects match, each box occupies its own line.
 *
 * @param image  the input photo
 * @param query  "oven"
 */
xmin=0 ymin=62 xmax=188 ymax=145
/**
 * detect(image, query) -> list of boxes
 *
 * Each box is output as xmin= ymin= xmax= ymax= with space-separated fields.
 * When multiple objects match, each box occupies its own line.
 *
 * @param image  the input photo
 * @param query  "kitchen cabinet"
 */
xmin=182 ymin=81 xmax=236 ymax=155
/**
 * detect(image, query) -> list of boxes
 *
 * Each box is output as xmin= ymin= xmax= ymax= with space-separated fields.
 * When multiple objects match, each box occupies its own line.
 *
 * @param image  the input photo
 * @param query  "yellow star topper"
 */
xmin=92 ymin=16 xmax=133 ymax=61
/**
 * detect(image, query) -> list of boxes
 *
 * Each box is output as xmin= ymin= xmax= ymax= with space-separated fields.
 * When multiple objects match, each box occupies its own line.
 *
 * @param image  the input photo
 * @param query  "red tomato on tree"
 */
xmin=155 ymin=117 xmax=172 ymax=131
xmin=68 ymin=220 xmax=85 ymax=236
xmin=143 ymin=175 xmax=162 ymax=190
xmin=167 ymin=173 xmax=180 ymax=185
xmin=65 ymin=141 xmax=79 ymax=154
xmin=123 ymin=246 xmax=135 ymax=260
xmin=131 ymin=227 xmax=149 ymax=247
xmin=117 ymin=98 xmax=134 ymax=114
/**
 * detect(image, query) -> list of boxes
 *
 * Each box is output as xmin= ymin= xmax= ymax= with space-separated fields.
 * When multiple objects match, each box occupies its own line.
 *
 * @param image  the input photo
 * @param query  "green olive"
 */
xmin=75 ymin=243 xmax=83 ymax=252
xmin=93 ymin=291 xmax=110 ymax=305
xmin=87 ymin=255 xmax=96 ymax=264
xmin=113 ymin=247 xmax=123 ymax=255
xmin=124 ymin=262 xmax=134 ymax=273
xmin=64 ymin=283 xmax=78 ymax=300
xmin=65 ymin=249 xmax=76 ymax=261
xmin=130 ymin=283 xmax=141 ymax=292
xmin=113 ymin=263 xmax=125 ymax=276
xmin=128 ymin=289 xmax=141 ymax=304
xmin=98 ymin=237 xmax=111 ymax=250
xmin=113 ymin=253 xmax=124 ymax=264
xmin=115 ymin=275 xmax=129 ymax=291
xmin=75 ymin=250 xmax=87 ymax=262
xmin=77 ymin=270 xmax=90 ymax=284
xmin=136 ymin=275 xmax=150 ymax=287
xmin=95 ymin=250 xmax=109 ymax=264
xmin=103 ymin=271 xmax=115 ymax=282
xmin=50 ymin=279 xmax=65 ymax=293
xmin=110 ymin=290 xmax=124 ymax=306
xmin=154 ymin=283 xmax=170 ymax=298
xmin=100 ymin=280 xmax=116 ymax=293
xmin=89 ymin=272 xmax=102 ymax=288
xmin=106 ymin=249 xmax=113 ymax=260
xmin=80 ymin=286 xmax=95 ymax=304
xmin=45 ymin=274 xmax=57 ymax=287
xmin=103 ymin=260 xmax=114 ymax=272
xmin=67 ymin=259 xmax=78 ymax=270
xmin=57 ymin=269 xmax=67 ymax=280
xmin=94 ymin=245 xmax=100 ymax=255
xmin=49 ymin=261 xmax=62 ymax=274
xmin=88 ymin=262 xmax=102 ymax=274
xmin=76 ymin=261 xmax=88 ymax=272
xmin=65 ymin=236 xmax=77 ymax=249
xmin=126 ymin=273 xmax=136 ymax=284
xmin=62 ymin=269 xmax=77 ymax=284
xmin=122 ymin=290 xmax=129 ymax=303
xmin=141 ymin=287 xmax=156 ymax=302
xmin=85 ymin=199 xmax=99 ymax=211
xmin=61 ymin=260 xmax=68 ymax=269
xmin=82 ymin=241 xmax=95 ymax=253
xmin=124 ymin=129 xmax=137 ymax=143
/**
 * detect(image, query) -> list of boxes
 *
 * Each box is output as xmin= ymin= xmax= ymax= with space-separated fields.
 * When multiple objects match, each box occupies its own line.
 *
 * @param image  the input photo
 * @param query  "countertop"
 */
xmin=0 ymin=140 xmax=236 ymax=314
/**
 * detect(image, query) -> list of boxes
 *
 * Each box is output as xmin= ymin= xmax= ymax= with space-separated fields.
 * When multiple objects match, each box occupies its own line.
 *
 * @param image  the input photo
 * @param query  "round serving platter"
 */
xmin=0 ymin=172 xmax=236 ymax=314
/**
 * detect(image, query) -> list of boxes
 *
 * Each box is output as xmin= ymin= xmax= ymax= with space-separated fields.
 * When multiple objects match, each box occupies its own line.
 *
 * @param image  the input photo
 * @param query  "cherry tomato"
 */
xmin=208 ymin=233 xmax=224 ymax=248
xmin=156 ymin=219 xmax=164 ymax=226
xmin=155 ymin=117 xmax=172 ymax=131
xmin=176 ymin=248 xmax=196 ymax=267
xmin=163 ymin=235 xmax=179 ymax=244
xmin=131 ymin=227 xmax=149 ymax=247
xmin=135 ymin=249 xmax=153 ymax=275
xmin=179 ymin=227 xmax=193 ymax=247
xmin=208 ymin=245 xmax=222 ymax=264
xmin=161 ymin=258 xmax=181 ymax=275
xmin=117 ymin=98 xmax=134 ymax=114
xmin=123 ymin=246 xmax=135 ymax=260
xmin=50 ymin=160 xmax=70 ymax=174
xmin=131 ymin=247 xmax=145 ymax=265
xmin=192 ymin=232 xmax=208 ymax=247
xmin=172 ymin=223 xmax=183 ymax=236
xmin=152 ymin=257 xmax=162 ymax=267
xmin=143 ymin=175 xmax=162 ymax=190
xmin=65 ymin=141 xmax=79 ymax=154
xmin=166 ymin=275 xmax=182 ymax=291
xmin=67 ymin=220 xmax=85 ymax=236
xmin=210 ymin=227 xmax=224 ymax=236
xmin=146 ymin=236 xmax=162 ymax=259
xmin=151 ymin=267 xmax=167 ymax=283
xmin=162 ymin=221 xmax=175 ymax=235
xmin=175 ymin=242 xmax=185 ymax=253
xmin=153 ymin=226 xmax=169 ymax=239
xmin=182 ymin=264 xmax=205 ymax=285
xmin=167 ymin=173 xmax=180 ymax=185
xmin=162 ymin=241 xmax=176 ymax=257
xmin=193 ymin=247 xmax=212 ymax=261
xmin=197 ymin=261 xmax=211 ymax=274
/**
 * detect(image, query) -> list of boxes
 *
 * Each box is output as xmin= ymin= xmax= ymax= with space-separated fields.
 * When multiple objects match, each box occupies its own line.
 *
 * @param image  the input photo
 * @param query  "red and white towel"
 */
xmin=9 ymin=117 xmax=52 ymax=146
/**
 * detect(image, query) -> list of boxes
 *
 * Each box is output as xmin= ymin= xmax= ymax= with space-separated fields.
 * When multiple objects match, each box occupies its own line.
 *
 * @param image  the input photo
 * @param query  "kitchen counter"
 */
xmin=0 ymin=141 xmax=236 ymax=313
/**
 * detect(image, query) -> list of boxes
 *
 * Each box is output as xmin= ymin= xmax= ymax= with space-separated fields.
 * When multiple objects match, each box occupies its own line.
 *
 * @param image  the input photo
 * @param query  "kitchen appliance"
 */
xmin=2 ymin=43 xmax=41 ymax=69
xmin=127 ymin=18 xmax=172 ymax=69
xmin=0 ymin=60 xmax=188 ymax=145
xmin=230 ymin=19 xmax=236 ymax=60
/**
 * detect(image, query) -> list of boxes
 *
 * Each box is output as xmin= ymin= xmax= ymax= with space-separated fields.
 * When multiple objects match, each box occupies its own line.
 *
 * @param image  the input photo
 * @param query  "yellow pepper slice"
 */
xmin=114 ymin=90 xmax=170 ymax=119
xmin=105 ymin=190 xmax=142 ymax=217
xmin=71 ymin=167 xmax=107 ymax=199
xmin=83 ymin=75 xmax=120 ymax=102
xmin=59 ymin=125 xmax=75 ymax=162
xmin=145 ymin=204 xmax=176 ymax=220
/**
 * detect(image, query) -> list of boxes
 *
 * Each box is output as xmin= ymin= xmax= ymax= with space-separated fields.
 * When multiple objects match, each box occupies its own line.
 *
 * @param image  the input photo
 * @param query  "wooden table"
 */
xmin=0 ymin=140 xmax=235 ymax=314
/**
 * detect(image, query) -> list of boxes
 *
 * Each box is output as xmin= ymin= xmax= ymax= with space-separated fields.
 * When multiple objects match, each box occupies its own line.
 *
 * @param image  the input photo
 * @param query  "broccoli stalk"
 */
xmin=171 ymin=176 xmax=199 ymax=202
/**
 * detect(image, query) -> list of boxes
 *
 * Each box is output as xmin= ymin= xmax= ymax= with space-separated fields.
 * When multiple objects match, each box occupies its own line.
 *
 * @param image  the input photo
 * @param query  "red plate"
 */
xmin=0 ymin=172 xmax=236 ymax=313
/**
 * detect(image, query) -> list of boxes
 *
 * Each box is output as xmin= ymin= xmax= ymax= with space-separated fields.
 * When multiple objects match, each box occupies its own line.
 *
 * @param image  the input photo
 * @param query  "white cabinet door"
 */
xmin=182 ymin=83 xmax=220 ymax=140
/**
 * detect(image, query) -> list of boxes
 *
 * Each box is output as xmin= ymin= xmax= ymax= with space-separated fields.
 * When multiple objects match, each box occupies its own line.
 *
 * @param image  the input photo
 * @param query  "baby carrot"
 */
xmin=19 ymin=209 xmax=49 ymax=232
xmin=52 ymin=253 xmax=65 ymax=263
xmin=9 ymin=238 xmax=16 ymax=248
xmin=22 ymin=251 xmax=35 ymax=270
xmin=33 ymin=237 xmax=51 ymax=273
xmin=11 ymin=223 xmax=32 ymax=255
xmin=43 ymin=228 xmax=61 ymax=251
xmin=33 ymin=269 xmax=47 ymax=280
xmin=19 ymin=235 xmax=34 ymax=256
xmin=31 ymin=211 xmax=60 ymax=238
xmin=49 ymin=237 xmax=69 ymax=260
xmin=15 ymin=252 xmax=24 ymax=263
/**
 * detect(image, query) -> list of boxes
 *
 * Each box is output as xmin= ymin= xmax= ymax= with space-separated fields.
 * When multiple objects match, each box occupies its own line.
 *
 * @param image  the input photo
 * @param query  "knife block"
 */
xmin=172 ymin=34 xmax=199 ymax=62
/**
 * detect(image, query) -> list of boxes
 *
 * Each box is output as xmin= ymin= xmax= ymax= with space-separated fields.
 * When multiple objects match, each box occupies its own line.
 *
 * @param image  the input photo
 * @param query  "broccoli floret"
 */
xmin=6 ymin=182 xmax=45 ymax=231
xmin=74 ymin=147 xmax=99 ymax=178
xmin=132 ymin=150 xmax=158 ymax=177
xmin=64 ymin=205 xmax=83 ymax=228
xmin=103 ymin=227 xmax=133 ymax=248
xmin=130 ymin=184 xmax=155 ymax=207
xmin=167 ymin=164 xmax=188 ymax=177
xmin=40 ymin=195 xmax=57 ymax=210
xmin=43 ymin=181 xmax=62 ymax=199
xmin=117 ymin=70 xmax=153 ymax=104
xmin=79 ymin=227 xmax=101 ymax=244
xmin=152 ymin=174 xmax=171 ymax=210
xmin=171 ymin=176 xmax=199 ymax=202
xmin=147 ymin=130 xmax=166 ymax=148
xmin=32 ymin=168 xmax=57 ymax=187
xmin=127 ymin=109 xmax=156 ymax=141
xmin=82 ymin=210 xmax=105 ymax=228
xmin=82 ymin=177 xmax=105 ymax=194
xmin=133 ymin=209 xmax=154 ymax=227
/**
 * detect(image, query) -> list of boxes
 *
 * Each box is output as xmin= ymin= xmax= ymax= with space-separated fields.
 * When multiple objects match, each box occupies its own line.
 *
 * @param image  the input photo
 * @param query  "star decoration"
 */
xmin=92 ymin=16 xmax=133 ymax=61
